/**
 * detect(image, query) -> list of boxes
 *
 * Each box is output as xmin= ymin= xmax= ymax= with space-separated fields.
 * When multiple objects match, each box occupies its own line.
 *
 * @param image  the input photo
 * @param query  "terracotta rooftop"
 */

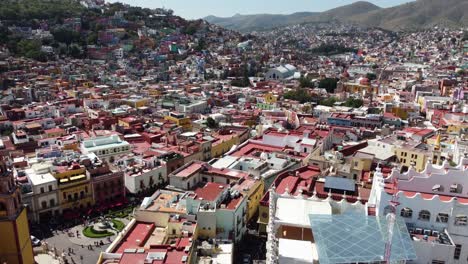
xmin=194 ymin=182 xmax=228 ymax=201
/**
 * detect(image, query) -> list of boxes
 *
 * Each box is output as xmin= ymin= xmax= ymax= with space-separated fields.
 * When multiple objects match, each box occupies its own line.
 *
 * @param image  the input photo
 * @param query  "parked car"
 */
xmin=31 ymin=236 xmax=41 ymax=247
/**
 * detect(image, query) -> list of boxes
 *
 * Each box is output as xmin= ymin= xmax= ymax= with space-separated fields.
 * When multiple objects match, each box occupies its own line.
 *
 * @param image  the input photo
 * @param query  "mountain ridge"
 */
xmin=204 ymin=0 xmax=467 ymax=32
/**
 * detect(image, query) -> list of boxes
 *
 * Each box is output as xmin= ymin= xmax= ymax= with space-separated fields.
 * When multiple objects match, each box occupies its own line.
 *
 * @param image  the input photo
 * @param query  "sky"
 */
xmin=107 ymin=0 xmax=415 ymax=19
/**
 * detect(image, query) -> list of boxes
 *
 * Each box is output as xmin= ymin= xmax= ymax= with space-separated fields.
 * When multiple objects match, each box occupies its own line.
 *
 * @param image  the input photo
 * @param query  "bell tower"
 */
xmin=0 ymin=160 xmax=34 ymax=264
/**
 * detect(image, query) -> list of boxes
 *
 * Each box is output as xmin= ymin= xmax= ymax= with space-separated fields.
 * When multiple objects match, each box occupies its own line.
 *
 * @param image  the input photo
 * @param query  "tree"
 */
xmin=366 ymin=73 xmax=377 ymax=81
xmin=206 ymin=117 xmax=218 ymax=129
xmin=309 ymin=44 xmax=357 ymax=55
xmin=17 ymin=39 xmax=47 ymax=61
xmin=0 ymin=26 xmax=10 ymax=44
xmin=319 ymin=78 xmax=338 ymax=93
xmin=52 ymin=29 xmax=80 ymax=46
xmin=231 ymin=64 xmax=250 ymax=87
xmin=283 ymin=88 xmax=314 ymax=104
xmin=69 ymin=44 xmax=82 ymax=59
xmin=319 ymin=97 xmax=337 ymax=107
xmin=299 ymin=76 xmax=313 ymax=88
xmin=343 ymin=98 xmax=363 ymax=108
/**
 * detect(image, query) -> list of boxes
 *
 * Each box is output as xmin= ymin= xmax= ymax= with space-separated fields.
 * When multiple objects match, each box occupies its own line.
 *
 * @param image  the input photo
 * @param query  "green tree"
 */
xmin=343 ymin=98 xmax=363 ymax=108
xmin=231 ymin=65 xmax=250 ymax=87
xmin=52 ymin=28 xmax=80 ymax=46
xmin=299 ymin=76 xmax=313 ymax=88
xmin=17 ymin=39 xmax=47 ymax=61
xmin=366 ymin=73 xmax=377 ymax=81
xmin=319 ymin=97 xmax=337 ymax=107
xmin=0 ymin=26 xmax=10 ymax=44
xmin=283 ymin=88 xmax=314 ymax=103
xmin=69 ymin=44 xmax=82 ymax=59
xmin=319 ymin=78 xmax=338 ymax=93
xmin=206 ymin=117 xmax=218 ymax=129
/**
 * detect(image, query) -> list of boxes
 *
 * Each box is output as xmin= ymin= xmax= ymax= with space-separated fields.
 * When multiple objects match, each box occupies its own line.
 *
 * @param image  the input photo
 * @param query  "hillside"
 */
xmin=0 ymin=0 xmax=221 ymax=62
xmin=204 ymin=12 xmax=319 ymax=32
xmin=204 ymin=1 xmax=380 ymax=32
xmin=348 ymin=0 xmax=468 ymax=30
xmin=205 ymin=0 xmax=468 ymax=32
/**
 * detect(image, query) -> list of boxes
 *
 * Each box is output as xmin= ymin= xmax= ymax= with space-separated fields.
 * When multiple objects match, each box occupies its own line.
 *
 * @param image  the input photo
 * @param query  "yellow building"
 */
xmin=124 ymin=97 xmax=149 ymax=108
xmin=341 ymin=82 xmax=376 ymax=94
xmin=83 ymin=81 xmax=94 ymax=88
xmin=211 ymin=134 xmax=239 ymax=158
xmin=394 ymin=147 xmax=428 ymax=172
xmin=0 ymin=162 xmax=34 ymax=264
xmin=235 ymin=177 xmax=264 ymax=222
xmin=264 ymin=92 xmax=277 ymax=104
xmin=351 ymin=156 xmax=372 ymax=180
xmin=44 ymin=128 xmax=66 ymax=138
xmin=391 ymin=106 xmax=419 ymax=120
xmin=446 ymin=122 xmax=468 ymax=134
xmin=53 ymin=164 xmax=94 ymax=212
xmin=164 ymin=113 xmax=192 ymax=131
xmin=211 ymin=127 xmax=250 ymax=158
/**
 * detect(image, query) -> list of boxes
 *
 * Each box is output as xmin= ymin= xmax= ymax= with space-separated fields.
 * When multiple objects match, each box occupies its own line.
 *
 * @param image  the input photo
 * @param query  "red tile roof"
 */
xmin=194 ymin=182 xmax=228 ymax=201
xmin=114 ymin=222 xmax=155 ymax=253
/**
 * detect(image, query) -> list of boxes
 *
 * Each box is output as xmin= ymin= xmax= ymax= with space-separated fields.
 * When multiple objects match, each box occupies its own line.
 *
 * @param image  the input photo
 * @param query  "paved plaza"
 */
xmin=33 ymin=218 xmax=130 ymax=264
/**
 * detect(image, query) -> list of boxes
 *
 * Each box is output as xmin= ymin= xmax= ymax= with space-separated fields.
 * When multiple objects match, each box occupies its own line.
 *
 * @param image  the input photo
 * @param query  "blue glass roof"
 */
xmin=309 ymin=214 xmax=417 ymax=264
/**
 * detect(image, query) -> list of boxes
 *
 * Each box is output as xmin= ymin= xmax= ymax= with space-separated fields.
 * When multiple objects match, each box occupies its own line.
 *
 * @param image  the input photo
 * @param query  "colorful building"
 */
xmin=164 ymin=112 xmax=192 ymax=131
xmin=53 ymin=163 xmax=94 ymax=216
xmin=0 ymin=161 xmax=34 ymax=264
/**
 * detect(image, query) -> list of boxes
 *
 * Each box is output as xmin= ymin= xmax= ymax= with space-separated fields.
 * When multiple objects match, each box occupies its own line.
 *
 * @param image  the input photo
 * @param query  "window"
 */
xmin=63 ymin=192 xmax=67 ymax=199
xmin=400 ymin=208 xmax=413 ymax=218
xmin=431 ymin=261 xmax=445 ymax=264
xmin=50 ymin=199 xmax=55 ymax=207
xmin=418 ymin=210 xmax=431 ymax=221
xmin=455 ymin=215 xmax=467 ymax=226
xmin=41 ymin=201 xmax=47 ymax=209
xmin=40 ymin=187 xmax=44 ymax=193
xmin=454 ymin=244 xmax=461 ymax=260
xmin=436 ymin=213 xmax=449 ymax=223
xmin=48 ymin=185 xmax=52 ymax=192
xmin=450 ymin=183 xmax=462 ymax=193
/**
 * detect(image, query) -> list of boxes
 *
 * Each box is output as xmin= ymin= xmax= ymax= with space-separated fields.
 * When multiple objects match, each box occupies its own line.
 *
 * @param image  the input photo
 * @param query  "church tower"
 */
xmin=0 ymin=160 xmax=34 ymax=264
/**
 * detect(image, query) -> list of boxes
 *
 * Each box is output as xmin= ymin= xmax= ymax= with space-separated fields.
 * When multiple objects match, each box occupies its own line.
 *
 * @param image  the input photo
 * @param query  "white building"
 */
xmin=369 ymin=158 xmax=468 ymax=264
xmin=175 ymin=100 xmax=208 ymax=114
xmin=265 ymin=64 xmax=298 ymax=80
xmin=80 ymin=135 xmax=131 ymax=162
xmin=19 ymin=161 xmax=59 ymax=223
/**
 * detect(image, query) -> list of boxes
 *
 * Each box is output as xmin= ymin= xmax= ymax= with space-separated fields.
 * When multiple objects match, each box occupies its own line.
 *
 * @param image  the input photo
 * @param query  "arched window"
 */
xmin=418 ymin=210 xmax=431 ymax=221
xmin=400 ymin=207 xmax=413 ymax=218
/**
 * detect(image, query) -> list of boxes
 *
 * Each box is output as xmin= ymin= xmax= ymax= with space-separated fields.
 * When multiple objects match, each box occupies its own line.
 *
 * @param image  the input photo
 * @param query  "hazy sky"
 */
xmin=107 ymin=0 xmax=414 ymax=19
